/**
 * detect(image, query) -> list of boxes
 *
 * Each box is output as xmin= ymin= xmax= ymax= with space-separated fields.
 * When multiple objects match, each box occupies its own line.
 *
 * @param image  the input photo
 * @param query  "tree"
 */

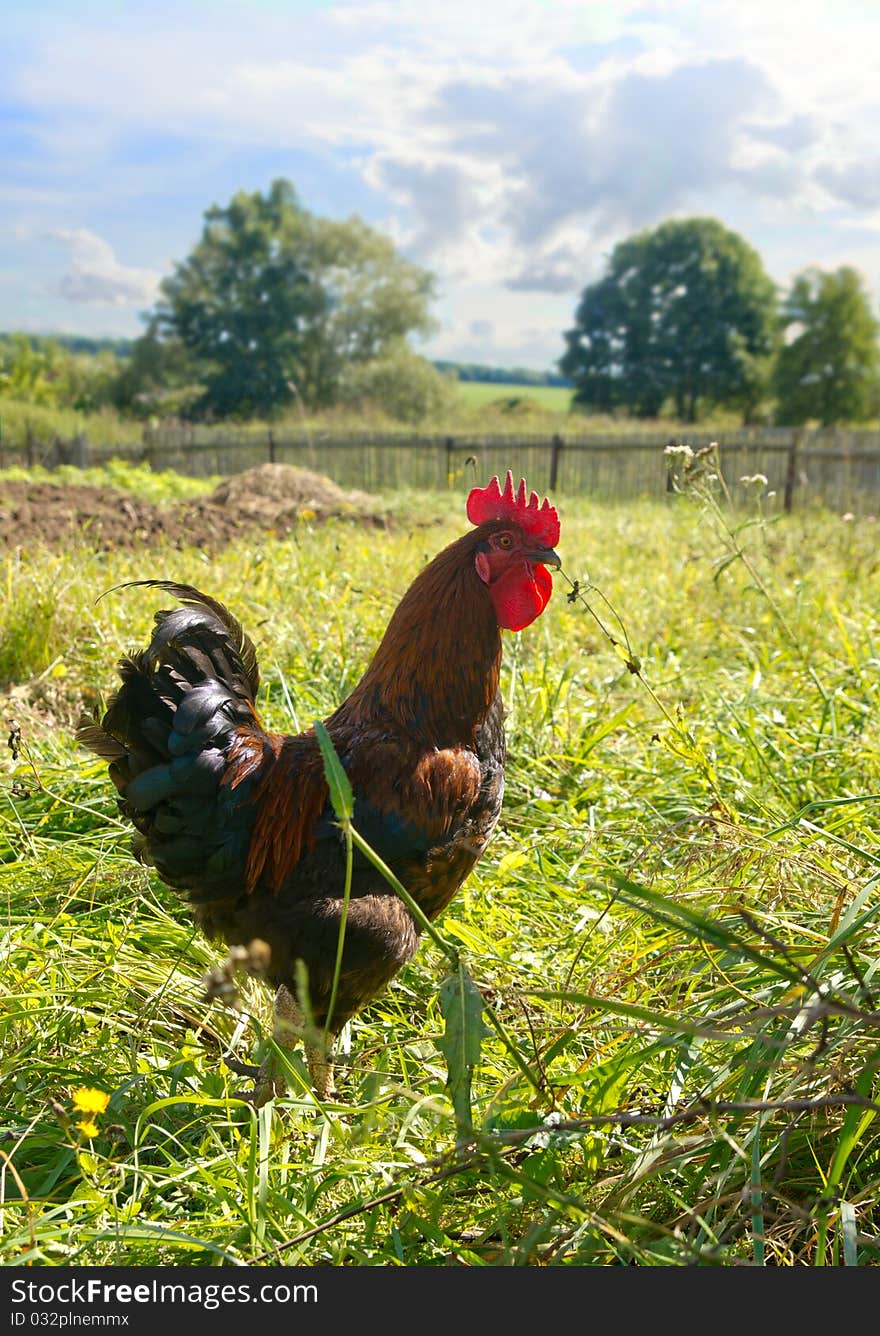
xmin=288 ymin=213 xmax=437 ymax=407
xmin=560 ymin=218 xmax=779 ymax=422
xmin=774 ymin=267 xmax=880 ymax=426
xmin=109 ymin=323 xmax=203 ymax=418
xmin=152 ymin=179 xmax=436 ymax=419
xmin=0 ymin=333 xmax=118 ymax=413
xmin=0 ymin=334 xmax=69 ymax=407
xmin=153 ymin=180 xmax=323 ymax=418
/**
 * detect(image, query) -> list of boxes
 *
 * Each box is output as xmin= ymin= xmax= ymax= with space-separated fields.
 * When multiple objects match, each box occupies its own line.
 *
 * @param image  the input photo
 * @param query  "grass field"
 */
xmin=0 ymin=381 xmax=575 ymax=455
xmin=0 ymin=382 xmax=760 ymax=468
xmin=454 ymin=381 xmax=574 ymax=413
xmin=2 ymin=466 xmax=880 ymax=1266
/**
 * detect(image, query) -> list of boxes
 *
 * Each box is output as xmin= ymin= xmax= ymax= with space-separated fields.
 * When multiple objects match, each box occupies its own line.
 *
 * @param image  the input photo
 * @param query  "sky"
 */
xmin=2 ymin=0 xmax=880 ymax=371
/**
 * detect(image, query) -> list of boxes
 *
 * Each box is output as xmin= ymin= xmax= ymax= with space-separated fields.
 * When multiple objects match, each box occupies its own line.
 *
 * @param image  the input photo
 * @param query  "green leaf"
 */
xmin=436 ymin=963 xmax=489 ymax=1135
xmin=313 ymin=719 xmax=353 ymax=823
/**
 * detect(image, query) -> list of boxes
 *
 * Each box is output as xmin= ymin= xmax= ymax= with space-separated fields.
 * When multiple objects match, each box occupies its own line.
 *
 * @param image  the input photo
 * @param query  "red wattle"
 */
xmin=490 ymin=564 xmax=553 ymax=631
xmin=533 ymin=563 xmax=552 ymax=611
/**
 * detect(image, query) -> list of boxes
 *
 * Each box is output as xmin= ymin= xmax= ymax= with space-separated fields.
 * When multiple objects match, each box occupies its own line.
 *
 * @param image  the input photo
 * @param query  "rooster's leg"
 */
xmin=274 ymin=983 xmax=337 ymax=1101
xmin=304 ymin=1041 xmax=335 ymax=1102
xmin=245 ymin=985 xmax=336 ymax=1105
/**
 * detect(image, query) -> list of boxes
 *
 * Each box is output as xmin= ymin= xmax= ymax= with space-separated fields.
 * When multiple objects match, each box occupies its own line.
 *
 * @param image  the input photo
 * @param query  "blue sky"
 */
xmin=3 ymin=0 xmax=880 ymax=369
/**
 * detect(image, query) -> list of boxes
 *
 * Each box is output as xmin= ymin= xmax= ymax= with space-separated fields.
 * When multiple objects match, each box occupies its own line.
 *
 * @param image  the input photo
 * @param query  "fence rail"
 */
xmin=8 ymin=425 xmax=880 ymax=512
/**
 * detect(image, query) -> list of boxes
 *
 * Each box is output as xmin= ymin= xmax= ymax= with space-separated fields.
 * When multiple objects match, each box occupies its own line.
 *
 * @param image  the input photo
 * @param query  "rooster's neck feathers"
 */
xmin=340 ymin=531 xmax=501 ymax=742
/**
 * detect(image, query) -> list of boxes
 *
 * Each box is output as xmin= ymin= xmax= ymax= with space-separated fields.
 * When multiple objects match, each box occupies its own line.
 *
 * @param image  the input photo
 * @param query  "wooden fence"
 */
xmin=9 ymin=425 xmax=880 ymax=513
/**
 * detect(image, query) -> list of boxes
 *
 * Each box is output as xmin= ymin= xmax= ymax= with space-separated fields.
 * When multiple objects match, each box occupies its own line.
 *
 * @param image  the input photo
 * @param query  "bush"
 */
xmin=337 ymin=343 xmax=458 ymax=423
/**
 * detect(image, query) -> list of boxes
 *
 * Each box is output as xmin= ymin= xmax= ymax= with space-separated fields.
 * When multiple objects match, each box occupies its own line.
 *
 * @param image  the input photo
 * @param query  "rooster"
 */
xmin=79 ymin=473 xmax=561 ymax=1102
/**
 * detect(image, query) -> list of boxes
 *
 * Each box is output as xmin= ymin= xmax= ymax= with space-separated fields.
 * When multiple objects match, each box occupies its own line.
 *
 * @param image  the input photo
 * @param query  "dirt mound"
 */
xmin=0 ymin=465 xmax=385 ymax=552
xmin=208 ymin=463 xmax=375 ymax=517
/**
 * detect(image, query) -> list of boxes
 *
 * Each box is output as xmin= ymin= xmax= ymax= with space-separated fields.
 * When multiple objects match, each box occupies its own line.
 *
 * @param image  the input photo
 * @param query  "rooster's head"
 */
xmin=466 ymin=472 xmax=561 ymax=632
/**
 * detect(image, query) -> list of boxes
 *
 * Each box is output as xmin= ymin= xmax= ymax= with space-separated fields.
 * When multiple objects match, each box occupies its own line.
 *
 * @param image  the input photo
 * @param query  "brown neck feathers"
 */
xmin=338 ymin=532 xmax=502 ymax=744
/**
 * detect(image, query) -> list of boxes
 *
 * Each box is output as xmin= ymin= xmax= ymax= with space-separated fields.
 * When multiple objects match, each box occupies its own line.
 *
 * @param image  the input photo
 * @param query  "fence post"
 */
xmin=142 ymin=420 xmax=157 ymax=472
xmin=72 ymin=432 xmax=90 ymax=469
xmin=783 ymin=430 xmax=800 ymax=513
xmin=445 ymin=435 xmax=454 ymax=486
xmin=549 ymin=433 xmax=563 ymax=492
xmin=268 ymin=428 xmax=276 ymax=464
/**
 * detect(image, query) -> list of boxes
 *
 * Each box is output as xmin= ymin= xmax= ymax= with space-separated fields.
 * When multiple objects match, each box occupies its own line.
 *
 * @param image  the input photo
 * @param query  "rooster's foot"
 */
xmin=222 ymin=984 xmax=338 ymax=1103
xmin=225 ymin=1051 xmax=285 ymax=1106
xmin=305 ymin=1044 xmax=336 ymax=1102
xmin=226 ymin=1048 xmax=332 ymax=1104
xmin=222 ymin=1053 xmax=262 ymax=1081
xmin=250 ymin=1053 xmax=287 ymax=1107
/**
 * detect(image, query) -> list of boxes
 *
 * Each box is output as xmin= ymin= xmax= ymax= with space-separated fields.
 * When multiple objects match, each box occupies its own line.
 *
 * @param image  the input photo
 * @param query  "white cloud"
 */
xmin=366 ymin=152 xmax=505 ymax=273
xmin=47 ymin=230 xmax=161 ymax=307
xmin=363 ymin=53 xmax=813 ymax=300
xmin=506 ymin=244 xmax=587 ymax=294
xmin=814 ymin=158 xmax=880 ymax=211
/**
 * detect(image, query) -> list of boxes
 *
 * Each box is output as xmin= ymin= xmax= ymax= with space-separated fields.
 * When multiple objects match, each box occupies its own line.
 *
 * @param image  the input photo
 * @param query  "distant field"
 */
xmin=0 ymin=383 xmax=576 ymax=454
xmin=454 ymin=379 xmax=574 ymax=412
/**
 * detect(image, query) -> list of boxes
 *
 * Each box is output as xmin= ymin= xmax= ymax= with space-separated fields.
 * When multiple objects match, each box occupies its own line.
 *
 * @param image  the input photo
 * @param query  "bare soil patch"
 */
xmin=0 ymin=465 xmax=386 ymax=551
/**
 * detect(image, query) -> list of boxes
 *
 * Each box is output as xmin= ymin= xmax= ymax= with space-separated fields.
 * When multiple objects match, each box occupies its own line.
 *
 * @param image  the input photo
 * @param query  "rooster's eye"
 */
xmin=496 ymin=534 xmax=513 ymax=549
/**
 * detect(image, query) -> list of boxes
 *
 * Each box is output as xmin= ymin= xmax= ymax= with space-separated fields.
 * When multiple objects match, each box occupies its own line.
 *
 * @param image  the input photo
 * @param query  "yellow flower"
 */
xmin=72 ymin=1087 xmax=110 ymax=1115
xmin=77 ymin=1119 xmax=100 ymax=1138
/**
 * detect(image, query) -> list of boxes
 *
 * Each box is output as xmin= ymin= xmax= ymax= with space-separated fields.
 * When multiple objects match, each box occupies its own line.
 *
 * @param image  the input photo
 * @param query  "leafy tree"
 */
xmin=0 ymin=333 xmax=117 ymax=413
xmin=153 ymin=180 xmax=323 ymax=418
xmin=109 ymin=324 xmax=203 ymax=418
xmin=152 ymin=179 xmax=435 ymax=418
xmin=289 ymin=213 xmax=436 ymax=407
xmin=560 ymin=218 xmax=779 ymax=422
xmin=0 ymin=334 xmax=69 ymax=406
xmin=774 ymin=266 xmax=880 ymax=426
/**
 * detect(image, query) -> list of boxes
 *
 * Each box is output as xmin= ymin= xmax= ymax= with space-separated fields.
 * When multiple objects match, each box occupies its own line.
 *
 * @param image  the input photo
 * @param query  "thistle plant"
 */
xmin=665 ymin=441 xmax=801 ymax=653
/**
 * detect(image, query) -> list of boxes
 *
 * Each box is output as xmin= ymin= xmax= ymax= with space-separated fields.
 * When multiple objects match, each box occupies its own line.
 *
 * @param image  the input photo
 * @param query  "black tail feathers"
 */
xmin=108 ymin=581 xmax=259 ymax=696
xmin=78 ymin=582 xmax=260 ymax=737
xmin=77 ymin=583 xmax=268 ymax=892
xmin=77 ymin=582 xmax=262 ymax=783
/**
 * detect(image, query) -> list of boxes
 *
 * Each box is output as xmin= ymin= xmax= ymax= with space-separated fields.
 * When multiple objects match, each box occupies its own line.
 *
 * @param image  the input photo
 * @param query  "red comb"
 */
xmin=466 ymin=471 xmax=560 ymax=547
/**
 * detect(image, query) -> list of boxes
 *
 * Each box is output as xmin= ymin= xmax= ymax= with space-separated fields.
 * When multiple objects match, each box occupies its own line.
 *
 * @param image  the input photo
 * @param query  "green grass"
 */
xmin=2 ymin=474 xmax=880 ymax=1266
xmin=0 ymin=396 xmax=144 ymax=450
xmin=0 ymin=459 xmax=221 ymax=504
xmin=454 ymin=381 xmax=574 ymax=413
xmin=0 ymin=382 xmax=747 ymax=456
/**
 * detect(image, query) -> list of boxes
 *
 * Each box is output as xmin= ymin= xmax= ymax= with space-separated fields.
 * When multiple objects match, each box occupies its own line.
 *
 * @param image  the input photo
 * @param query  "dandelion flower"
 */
xmin=77 ymin=1118 xmax=101 ymax=1138
xmin=72 ymin=1087 xmax=110 ymax=1115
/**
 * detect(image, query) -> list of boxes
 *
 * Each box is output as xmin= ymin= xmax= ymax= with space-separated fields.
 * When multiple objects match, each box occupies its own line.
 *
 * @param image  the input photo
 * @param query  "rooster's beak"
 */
xmin=527 ymin=547 xmax=561 ymax=569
